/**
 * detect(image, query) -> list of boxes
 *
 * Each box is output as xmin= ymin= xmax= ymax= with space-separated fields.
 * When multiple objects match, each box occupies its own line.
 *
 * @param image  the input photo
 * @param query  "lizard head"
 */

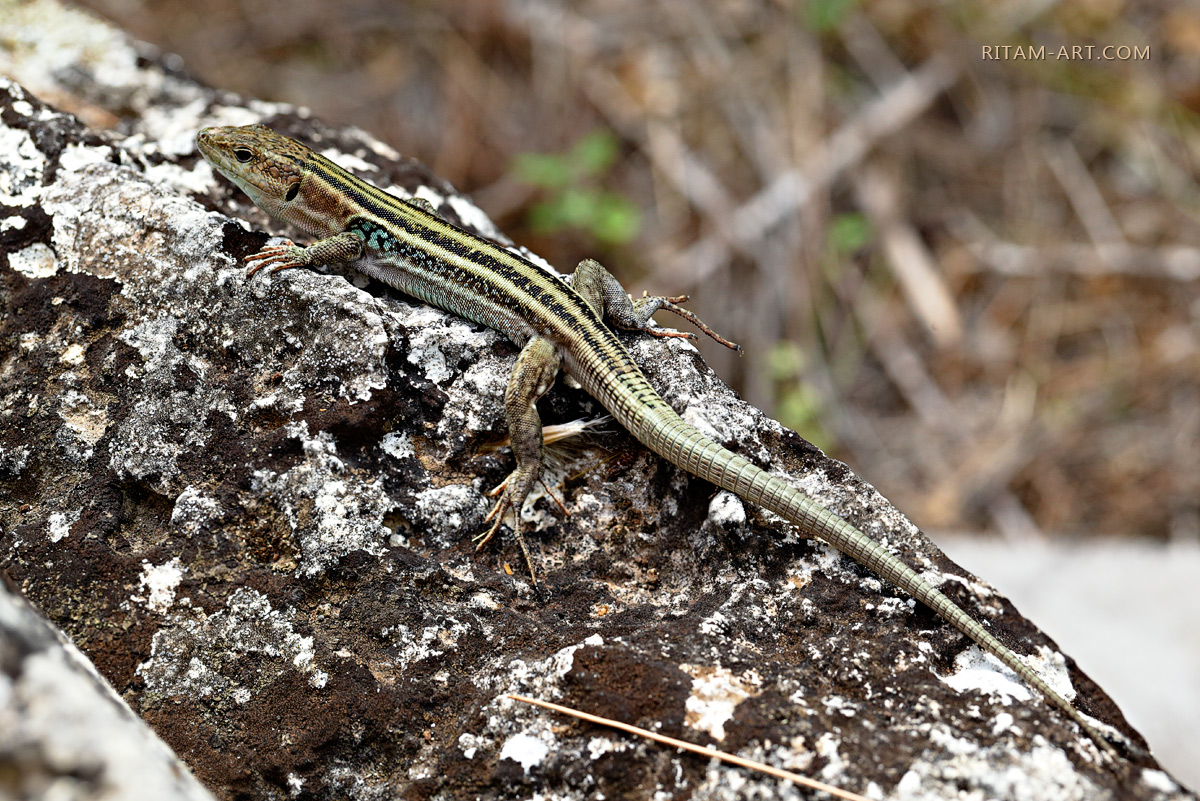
xmin=197 ymin=124 xmax=312 ymax=218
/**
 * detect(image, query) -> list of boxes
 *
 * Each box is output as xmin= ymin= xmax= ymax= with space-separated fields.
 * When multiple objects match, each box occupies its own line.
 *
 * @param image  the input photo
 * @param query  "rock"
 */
xmin=0 ymin=1 xmax=1194 ymax=799
xmin=0 ymin=577 xmax=216 ymax=801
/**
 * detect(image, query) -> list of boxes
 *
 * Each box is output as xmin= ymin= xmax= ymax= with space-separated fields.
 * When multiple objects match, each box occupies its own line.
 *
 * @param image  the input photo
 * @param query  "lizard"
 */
xmin=196 ymin=123 xmax=1119 ymax=760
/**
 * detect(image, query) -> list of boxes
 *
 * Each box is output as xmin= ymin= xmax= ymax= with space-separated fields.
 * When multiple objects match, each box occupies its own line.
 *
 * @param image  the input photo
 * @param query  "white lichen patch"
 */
xmin=413 ymin=484 xmax=480 ymax=533
xmin=136 ymin=587 xmax=323 ymax=701
xmin=866 ymin=595 xmax=916 ymax=618
xmin=928 ymin=723 xmax=979 ymax=756
xmin=142 ymin=158 xmax=213 ymax=195
xmin=135 ymin=557 xmax=186 ymax=613
xmin=816 ymin=732 xmax=848 ymax=783
xmin=821 ymin=694 xmax=858 ymax=718
xmin=58 ymin=142 xmax=111 ymax=173
xmin=937 ymin=571 xmax=998 ymax=604
xmin=891 ymin=737 xmax=1105 ymax=800
xmin=470 ymin=591 xmax=501 ymax=611
xmin=584 ymin=736 xmax=614 ymax=761
xmin=941 ymin=645 xmax=1049 ymax=706
xmin=249 ymin=419 xmax=388 ymax=575
xmin=47 ymin=509 xmax=80 ymax=543
xmin=782 ymin=542 xmax=848 ymax=591
xmin=379 ymin=431 xmax=414 ymax=460
xmin=59 ymin=343 xmax=86 ymax=366
xmin=404 ymin=308 xmax=463 ymax=384
xmin=707 ymin=490 xmax=746 ymax=526
xmin=383 ymin=617 xmax=471 ymax=671
xmin=0 ymin=122 xmax=45 ymax=204
xmin=8 ymin=242 xmax=57 ymax=277
xmin=436 ymin=354 xmax=508 ymax=437
xmin=0 ymin=444 xmax=31 ymax=476
xmin=251 ymin=423 xmax=390 ymax=576
xmin=472 ymin=634 xmax=604 ymax=707
xmin=58 ymin=388 xmax=108 ymax=452
xmin=119 ymin=315 xmax=182 ymax=377
xmin=457 ymin=732 xmax=490 ymax=760
xmin=363 ymin=136 xmax=401 ymax=161
xmin=170 ymin=486 xmax=222 ymax=538
xmin=698 ymin=610 xmax=730 ymax=637
xmin=680 ymin=406 xmax=724 ymax=443
xmin=680 ymin=664 xmax=762 ymax=741
xmin=251 ymin=274 xmax=395 ymax=404
xmin=1140 ymin=769 xmax=1182 ymax=794
xmin=498 ymin=731 xmax=552 ymax=775
xmin=44 ymin=160 xmax=224 ymax=283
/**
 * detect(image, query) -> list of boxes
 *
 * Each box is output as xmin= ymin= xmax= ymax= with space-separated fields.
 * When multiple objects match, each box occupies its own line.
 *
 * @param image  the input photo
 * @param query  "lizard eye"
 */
xmin=284 ymin=183 xmax=300 ymax=202
xmin=233 ymin=148 xmax=253 ymax=163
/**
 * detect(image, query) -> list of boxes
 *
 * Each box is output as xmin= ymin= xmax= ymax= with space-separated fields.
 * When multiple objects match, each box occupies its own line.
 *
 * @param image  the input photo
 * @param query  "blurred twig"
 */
xmin=952 ymin=213 xmax=1200 ymax=280
xmin=663 ymin=54 xmax=960 ymax=288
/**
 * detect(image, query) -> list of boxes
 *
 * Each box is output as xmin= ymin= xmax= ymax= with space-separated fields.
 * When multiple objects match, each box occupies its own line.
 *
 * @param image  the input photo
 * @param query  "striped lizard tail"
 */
xmin=615 ymin=391 xmax=1118 ymax=759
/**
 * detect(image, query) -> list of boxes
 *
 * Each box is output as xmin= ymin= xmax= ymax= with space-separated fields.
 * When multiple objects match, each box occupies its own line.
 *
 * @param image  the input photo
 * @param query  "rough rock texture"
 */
xmin=0 ymin=577 xmax=216 ymax=801
xmin=0 ymin=2 xmax=1195 ymax=800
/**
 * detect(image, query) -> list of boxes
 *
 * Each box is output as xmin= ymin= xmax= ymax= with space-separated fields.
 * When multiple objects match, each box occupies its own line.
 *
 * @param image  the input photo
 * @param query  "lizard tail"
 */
xmin=610 ymin=389 xmax=1119 ymax=759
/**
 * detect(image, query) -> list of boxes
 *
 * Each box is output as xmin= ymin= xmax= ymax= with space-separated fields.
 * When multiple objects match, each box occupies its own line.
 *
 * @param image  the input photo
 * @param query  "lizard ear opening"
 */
xmin=284 ymin=183 xmax=300 ymax=202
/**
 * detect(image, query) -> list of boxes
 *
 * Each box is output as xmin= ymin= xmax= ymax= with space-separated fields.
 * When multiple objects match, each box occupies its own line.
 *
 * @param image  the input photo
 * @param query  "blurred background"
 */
xmin=64 ymin=0 xmax=1200 ymax=785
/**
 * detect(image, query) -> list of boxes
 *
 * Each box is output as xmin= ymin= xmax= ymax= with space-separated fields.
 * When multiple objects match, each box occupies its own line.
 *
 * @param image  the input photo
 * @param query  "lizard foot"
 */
xmin=245 ymin=241 xmax=308 ymax=277
xmin=638 ymin=293 xmax=743 ymax=352
xmin=475 ymin=474 xmax=539 ymax=584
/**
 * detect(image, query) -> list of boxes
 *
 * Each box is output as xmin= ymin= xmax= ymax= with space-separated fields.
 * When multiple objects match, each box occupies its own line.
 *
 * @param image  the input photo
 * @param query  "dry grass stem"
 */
xmin=506 ymin=694 xmax=872 ymax=801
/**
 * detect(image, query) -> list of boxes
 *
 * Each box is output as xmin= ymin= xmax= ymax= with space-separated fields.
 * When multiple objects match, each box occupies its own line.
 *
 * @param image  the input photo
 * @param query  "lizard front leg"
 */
xmin=571 ymin=258 xmax=742 ymax=352
xmin=478 ymin=335 xmax=561 ymax=583
xmin=244 ymin=231 xmax=365 ymax=276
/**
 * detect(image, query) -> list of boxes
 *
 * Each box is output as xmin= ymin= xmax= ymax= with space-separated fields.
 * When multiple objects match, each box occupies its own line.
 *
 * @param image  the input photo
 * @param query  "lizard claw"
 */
xmin=475 ymin=497 xmax=508 ymax=550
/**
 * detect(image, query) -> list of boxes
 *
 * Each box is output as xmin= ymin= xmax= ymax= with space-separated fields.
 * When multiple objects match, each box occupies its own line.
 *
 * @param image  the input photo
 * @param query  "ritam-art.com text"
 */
xmin=982 ymin=45 xmax=1150 ymax=60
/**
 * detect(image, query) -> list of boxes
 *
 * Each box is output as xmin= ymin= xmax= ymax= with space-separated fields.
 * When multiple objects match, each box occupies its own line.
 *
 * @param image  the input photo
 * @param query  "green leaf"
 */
xmin=572 ymin=130 xmax=620 ymax=176
xmin=589 ymin=194 xmax=641 ymax=244
xmin=512 ymin=152 xmax=571 ymax=189
xmin=528 ymin=201 xmax=568 ymax=234
xmin=829 ymin=212 xmax=871 ymax=255
xmin=804 ymin=0 xmax=858 ymax=32
xmin=514 ymin=129 xmax=638 ymax=245
xmin=556 ymin=187 xmax=598 ymax=227
xmin=766 ymin=341 xmax=806 ymax=380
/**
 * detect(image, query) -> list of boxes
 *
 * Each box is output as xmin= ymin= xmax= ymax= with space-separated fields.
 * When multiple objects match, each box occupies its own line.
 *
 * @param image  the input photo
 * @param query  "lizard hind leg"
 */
xmin=571 ymin=258 xmax=742 ymax=353
xmin=476 ymin=335 xmax=562 ymax=583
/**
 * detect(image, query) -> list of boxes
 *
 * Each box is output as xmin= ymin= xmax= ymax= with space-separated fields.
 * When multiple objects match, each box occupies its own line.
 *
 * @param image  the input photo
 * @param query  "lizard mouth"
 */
xmin=195 ymin=127 xmax=236 ymax=180
xmin=195 ymin=127 xmax=220 ymax=160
